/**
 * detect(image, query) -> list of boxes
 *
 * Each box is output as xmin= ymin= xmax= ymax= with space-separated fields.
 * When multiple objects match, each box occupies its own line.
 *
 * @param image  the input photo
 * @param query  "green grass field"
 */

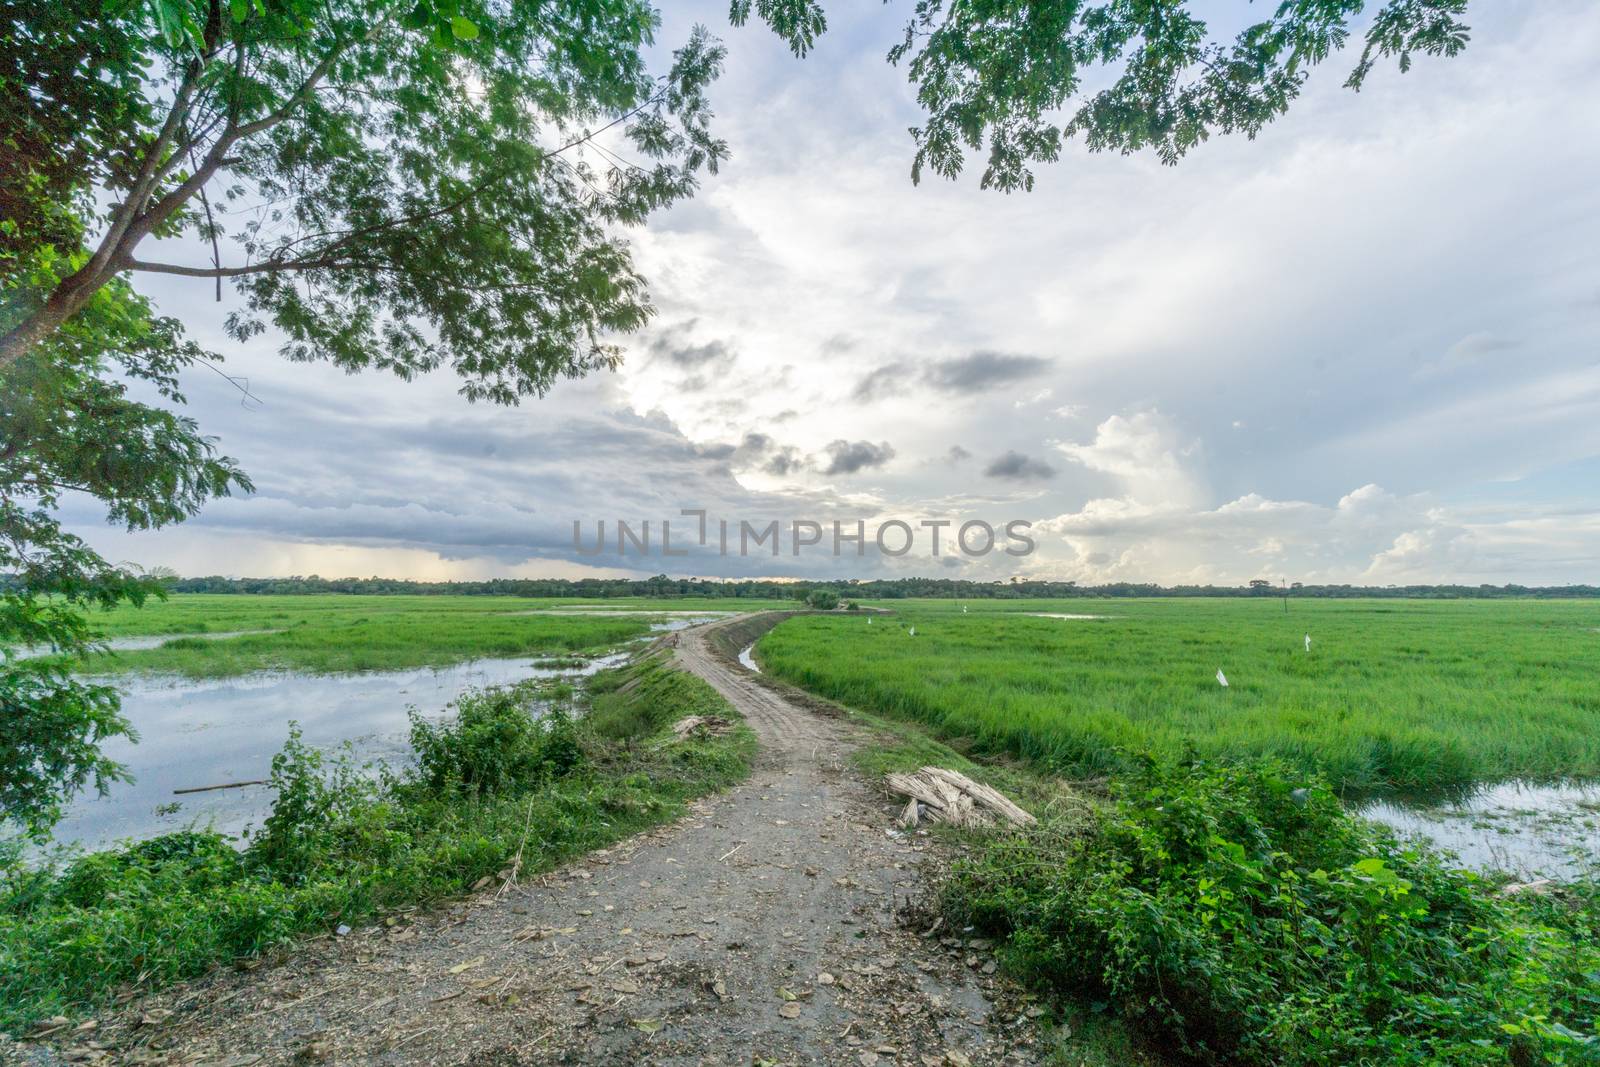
xmin=755 ymin=598 xmax=1600 ymax=794
xmin=56 ymin=594 xmax=789 ymax=678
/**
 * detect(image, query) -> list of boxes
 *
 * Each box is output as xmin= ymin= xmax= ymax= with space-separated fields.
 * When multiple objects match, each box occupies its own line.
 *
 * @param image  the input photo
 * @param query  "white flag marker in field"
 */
xmin=908 ymin=626 xmax=916 ymax=637
xmin=867 ymin=617 xmax=872 ymax=625
xmin=1305 ymin=633 xmax=1312 ymax=652
xmin=1216 ymin=668 xmax=1229 ymax=687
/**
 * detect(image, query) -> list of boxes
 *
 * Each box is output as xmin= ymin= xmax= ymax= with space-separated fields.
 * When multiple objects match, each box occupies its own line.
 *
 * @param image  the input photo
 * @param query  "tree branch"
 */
xmin=123 ymin=255 xmax=354 ymax=278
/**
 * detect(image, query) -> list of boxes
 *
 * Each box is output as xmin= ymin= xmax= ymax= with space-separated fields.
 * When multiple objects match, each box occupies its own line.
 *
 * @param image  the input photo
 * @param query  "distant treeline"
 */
xmin=164 ymin=575 xmax=1600 ymax=600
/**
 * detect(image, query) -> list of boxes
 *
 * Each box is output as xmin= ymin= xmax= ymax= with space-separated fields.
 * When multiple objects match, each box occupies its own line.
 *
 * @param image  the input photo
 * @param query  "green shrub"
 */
xmin=56 ymin=831 xmax=244 ymax=907
xmin=408 ymin=684 xmax=581 ymax=797
xmin=944 ymin=757 xmax=1600 ymax=1066
xmin=250 ymin=726 xmax=383 ymax=881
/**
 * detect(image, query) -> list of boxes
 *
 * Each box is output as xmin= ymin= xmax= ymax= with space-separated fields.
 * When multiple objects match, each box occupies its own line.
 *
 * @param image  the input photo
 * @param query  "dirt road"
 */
xmin=59 ymin=615 xmax=1045 ymax=1066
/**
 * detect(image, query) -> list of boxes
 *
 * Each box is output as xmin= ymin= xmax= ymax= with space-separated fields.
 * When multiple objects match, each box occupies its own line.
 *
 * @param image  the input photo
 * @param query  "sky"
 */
xmin=67 ymin=1 xmax=1600 ymax=586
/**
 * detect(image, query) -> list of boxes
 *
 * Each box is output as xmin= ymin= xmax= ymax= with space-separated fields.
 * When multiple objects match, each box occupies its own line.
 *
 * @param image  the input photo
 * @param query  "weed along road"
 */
xmin=51 ymin=614 xmax=1047 ymax=1066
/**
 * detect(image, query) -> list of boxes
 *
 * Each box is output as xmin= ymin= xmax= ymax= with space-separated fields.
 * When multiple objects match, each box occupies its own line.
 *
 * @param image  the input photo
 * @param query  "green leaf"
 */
xmin=449 ymin=16 xmax=478 ymax=40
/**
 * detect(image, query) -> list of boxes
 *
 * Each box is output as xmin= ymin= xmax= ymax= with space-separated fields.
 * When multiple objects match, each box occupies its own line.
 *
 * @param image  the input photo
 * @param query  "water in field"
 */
xmin=15 ymin=630 xmax=284 ymax=658
xmin=738 ymin=643 xmax=762 ymax=672
xmin=1360 ymin=781 xmax=1600 ymax=880
xmin=45 ymin=616 xmax=716 ymax=852
xmin=1028 ymin=613 xmax=1111 ymax=620
xmin=509 ymin=608 xmax=739 ymax=617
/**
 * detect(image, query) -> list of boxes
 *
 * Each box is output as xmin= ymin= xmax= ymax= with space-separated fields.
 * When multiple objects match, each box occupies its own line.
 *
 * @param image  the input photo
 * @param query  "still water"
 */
xmin=1360 ymin=781 xmax=1600 ymax=880
xmin=48 ymin=617 xmax=717 ymax=852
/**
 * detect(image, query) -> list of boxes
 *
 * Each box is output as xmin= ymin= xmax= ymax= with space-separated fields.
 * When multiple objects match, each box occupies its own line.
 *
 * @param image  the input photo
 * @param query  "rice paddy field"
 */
xmin=755 ymin=598 xmax=1600 ymax=796
xmin=51 ymin=594 xmax=791 ymax=678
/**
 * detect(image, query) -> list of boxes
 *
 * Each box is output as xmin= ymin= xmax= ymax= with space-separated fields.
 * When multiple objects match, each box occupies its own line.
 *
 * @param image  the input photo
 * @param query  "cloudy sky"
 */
xmin=71 ymin=0 xmax=1600 ymax=585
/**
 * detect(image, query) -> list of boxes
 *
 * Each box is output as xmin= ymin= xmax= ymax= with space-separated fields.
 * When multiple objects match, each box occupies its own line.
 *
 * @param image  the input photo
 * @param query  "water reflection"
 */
xmin=1360 ymin=781 xmax=1600 ymax=880
xmin=15 ymin=630 xmax=284 ymax=658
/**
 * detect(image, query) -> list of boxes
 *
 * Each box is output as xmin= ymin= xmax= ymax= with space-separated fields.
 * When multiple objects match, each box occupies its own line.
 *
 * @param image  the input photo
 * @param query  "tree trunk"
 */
xmin=0 ymin=270 xmax=101 ymax=373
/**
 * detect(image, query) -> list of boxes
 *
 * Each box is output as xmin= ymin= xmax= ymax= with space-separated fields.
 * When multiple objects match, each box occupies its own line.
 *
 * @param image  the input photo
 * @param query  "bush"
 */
xmin=943 ymin=757 xmax=1600 ymax=1066
xmin=251 ymin=726 xmax=382 ymax=881
xmin=805 ymin=589 xmax=839 ymax=610
xmin=408 ymin=684 xmax=581 ymax=797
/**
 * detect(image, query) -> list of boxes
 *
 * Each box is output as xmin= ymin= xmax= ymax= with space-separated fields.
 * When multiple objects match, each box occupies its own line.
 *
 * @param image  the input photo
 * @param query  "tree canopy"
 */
xmin=742 ymin=0 xmax=1471 ymax=190
xmin=1 ymin=0 xmax=728 ymax=391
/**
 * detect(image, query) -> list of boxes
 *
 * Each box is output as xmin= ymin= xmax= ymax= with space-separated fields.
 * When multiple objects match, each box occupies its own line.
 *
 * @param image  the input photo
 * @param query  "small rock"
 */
xmin=778 ymin=1003 xmax=802 ymax=1019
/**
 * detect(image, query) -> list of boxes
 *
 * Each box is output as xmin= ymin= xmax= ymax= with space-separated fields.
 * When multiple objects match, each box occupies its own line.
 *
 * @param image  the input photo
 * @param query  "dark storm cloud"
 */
xmin=852 ymin=352 xmax=1050 ymax=403
xmin=946 ymin=445 xmax=972 ymax=463
xmin=730 ymin=432 xmax=807 ymax=477
xmin=647 ymin=319 xmax=736 ymax=375
xmin=820 ymin=439 xmax=896 ymax=475
xmin=763 ymin=449 xmax=807 ymax=476
xmin=852 ymin=362 xmax=911 ymax=402
xmin=983 ymin=450 xmax=1056 ymax=481
xmin=923 ymin=352 xmax=1051 ymax=394
xmin=658 ymin=341 xmax=733 ymax=369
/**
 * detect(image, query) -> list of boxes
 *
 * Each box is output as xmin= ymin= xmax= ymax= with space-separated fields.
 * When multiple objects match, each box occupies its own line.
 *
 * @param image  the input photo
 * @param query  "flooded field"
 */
xmin=49 ymin=616 xmax=720 ymax=851
xmin=18 ymin=630 xmax=282 ymax=658
xmin=1361 ymin=781 xmax=1600 ymax=879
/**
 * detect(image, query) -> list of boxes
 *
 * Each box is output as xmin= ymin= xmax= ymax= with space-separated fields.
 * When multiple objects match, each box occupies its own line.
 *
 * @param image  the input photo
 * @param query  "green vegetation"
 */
xmin=758 ymin=598 xmax=1600 ymax=794
xmin=0 ymin=655 xmax=752 ymax=1029
xmin=746 ymin=600 xmax=1600 ymax=1062
xmin=942 ymin=757 xmax=1600 ymax=1065
xmin=39 ymin=594 xmax=770 ymax=678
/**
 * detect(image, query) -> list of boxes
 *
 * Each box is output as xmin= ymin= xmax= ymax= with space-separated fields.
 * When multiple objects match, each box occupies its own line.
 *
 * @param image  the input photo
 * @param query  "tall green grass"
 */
xmin=42 ymin=594 xmax=783 ymax=678
xmin=757 ymin=598 xmax=1600 ymax=794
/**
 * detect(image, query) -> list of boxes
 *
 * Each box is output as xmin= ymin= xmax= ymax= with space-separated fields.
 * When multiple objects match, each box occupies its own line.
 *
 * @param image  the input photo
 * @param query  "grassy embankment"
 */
xmin=45 ymin=594 xmax=788 ymax=678
xmin=0 ymin=654 xmax=753 ymax=1030
xmin=757 ymin=598 xmax=1600 ymax=795
xmin=749 ymin=601 xmax=1600 ymax=1066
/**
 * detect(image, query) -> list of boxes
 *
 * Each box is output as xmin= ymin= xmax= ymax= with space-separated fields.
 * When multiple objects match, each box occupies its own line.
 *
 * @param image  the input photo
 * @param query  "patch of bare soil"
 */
xmin=30 ymin=615 xmax=1048 ymax=1066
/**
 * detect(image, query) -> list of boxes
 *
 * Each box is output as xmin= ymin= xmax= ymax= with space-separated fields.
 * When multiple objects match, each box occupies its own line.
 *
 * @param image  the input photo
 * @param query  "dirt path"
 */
xmin=61 ymin=615 xmax=1045 ymax=1066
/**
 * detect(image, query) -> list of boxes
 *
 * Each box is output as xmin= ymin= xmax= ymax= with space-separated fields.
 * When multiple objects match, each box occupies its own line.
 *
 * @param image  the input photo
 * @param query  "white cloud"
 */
xmin=1054 ymin=411 xmax=1206 ymax=508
